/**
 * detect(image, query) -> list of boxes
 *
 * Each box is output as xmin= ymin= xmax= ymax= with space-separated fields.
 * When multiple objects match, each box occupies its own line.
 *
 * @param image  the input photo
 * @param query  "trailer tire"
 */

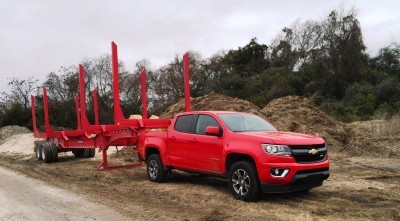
xmin=36 ymin=142 xmax=43 ymax=160
xmin=83 ymin=149 xmax=90 ymax=158
xmin=88 ymin=148 xmax=95 ymax=158
xmin=34 ymin=141 xmax=40 ymax=154
xmin=73 ymin=149 xmax=85 ymax=158
xmin=42 ymin=143 xmax=53 ymax=163
xmin=50 ymin=143 xmax=59 ymax=162
xmin=146 ymin=154 xmax=167 ymax=183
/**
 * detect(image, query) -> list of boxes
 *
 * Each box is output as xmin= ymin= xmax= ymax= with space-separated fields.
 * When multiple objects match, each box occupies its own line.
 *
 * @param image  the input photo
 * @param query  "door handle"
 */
xmin=192 ymin=138 xmax=198 ymax=142
xmin=170 ymin=136 xmax=176 ymax=140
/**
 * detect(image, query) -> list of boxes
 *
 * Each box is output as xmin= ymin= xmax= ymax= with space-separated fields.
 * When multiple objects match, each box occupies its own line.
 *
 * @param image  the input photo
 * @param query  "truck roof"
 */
xmin=175 ymin=110 xmax=249 ymax=116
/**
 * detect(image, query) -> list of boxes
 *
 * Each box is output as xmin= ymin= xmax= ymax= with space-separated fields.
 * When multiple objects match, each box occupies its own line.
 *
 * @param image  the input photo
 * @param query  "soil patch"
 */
xmin=261 ymin=96 xmax=352 ymax=153
xmin=160 ymin=93 xmax=266 ymax=118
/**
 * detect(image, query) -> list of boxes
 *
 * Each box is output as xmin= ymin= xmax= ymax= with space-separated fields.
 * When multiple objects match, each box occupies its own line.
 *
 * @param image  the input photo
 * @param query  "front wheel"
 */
xmin=228 ymin=161 xmax=260 ymax=201
xmin=146 ymin=154 xmax=167 ymax=183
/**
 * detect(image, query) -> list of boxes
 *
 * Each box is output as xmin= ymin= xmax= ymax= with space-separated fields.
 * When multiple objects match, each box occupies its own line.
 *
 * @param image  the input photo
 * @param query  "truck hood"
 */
xmin=240 ymin=131 xmax=325 ymax=145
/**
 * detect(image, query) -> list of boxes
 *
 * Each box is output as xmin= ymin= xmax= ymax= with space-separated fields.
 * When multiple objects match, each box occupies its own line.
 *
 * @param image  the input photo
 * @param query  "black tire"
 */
xmin=50 ymin=143 xmax=58 ymax=162
xmin=228 ymin=161 xmax=260 ymax=201
xmin=146 ymin=154 xmax=167 ymax=183
xmin=41 ymin=143 xmax=53 ymax=163
xmin=36 ymin=142 xmax=43 ymax=160
xmin=72 ymin=150 xmax=82 ymax=158
xmin=34 ymin=141 xmax=40 ymax=154
xmin=73 ymin=149 xmax=86 ymax=158
xmin=88 ymin=148 xmax=95 ymax=158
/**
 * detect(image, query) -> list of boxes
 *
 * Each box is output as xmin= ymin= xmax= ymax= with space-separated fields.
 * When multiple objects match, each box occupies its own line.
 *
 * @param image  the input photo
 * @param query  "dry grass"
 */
xmin=349 ymin=114 xmax=400 ymax=157
xmin=371 ymin=114 xmax=400 ymax=137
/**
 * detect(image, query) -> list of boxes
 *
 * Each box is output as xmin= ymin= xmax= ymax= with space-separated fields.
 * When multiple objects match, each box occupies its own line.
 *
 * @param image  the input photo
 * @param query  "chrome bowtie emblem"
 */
xmin=309 ymin=149 xmax=319 ymax=155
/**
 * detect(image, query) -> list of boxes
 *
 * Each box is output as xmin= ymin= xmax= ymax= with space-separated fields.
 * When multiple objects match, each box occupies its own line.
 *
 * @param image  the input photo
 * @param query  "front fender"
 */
xmin=223 ymin=148 xmax=261 ymax=172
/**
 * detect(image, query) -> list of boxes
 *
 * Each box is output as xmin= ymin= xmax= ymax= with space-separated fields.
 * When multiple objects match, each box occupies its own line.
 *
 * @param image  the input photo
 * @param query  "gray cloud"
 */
xmin=0 ymin=0 xmax=398 ymax=92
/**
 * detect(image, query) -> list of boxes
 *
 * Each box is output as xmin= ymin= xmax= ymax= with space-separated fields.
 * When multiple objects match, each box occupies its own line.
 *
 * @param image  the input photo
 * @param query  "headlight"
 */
xmin=261 ymin=144 xmax=291 ymax=156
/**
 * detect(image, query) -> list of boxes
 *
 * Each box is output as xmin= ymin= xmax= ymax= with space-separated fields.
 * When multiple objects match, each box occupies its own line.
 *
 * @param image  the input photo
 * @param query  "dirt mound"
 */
xmin=160 ymin=93 xmax=266 ymax=118
xmin=0 ymin=126 xmax=31 ymax=145
xmin=261 ymin=96 xmax=352 ymax=152
xmin=0 ymin=133 xmax=35 ymax=154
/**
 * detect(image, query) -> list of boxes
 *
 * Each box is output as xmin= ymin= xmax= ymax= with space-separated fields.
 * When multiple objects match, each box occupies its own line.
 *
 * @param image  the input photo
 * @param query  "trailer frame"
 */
xmin=31 ymin=41 xmax=191 ymax=171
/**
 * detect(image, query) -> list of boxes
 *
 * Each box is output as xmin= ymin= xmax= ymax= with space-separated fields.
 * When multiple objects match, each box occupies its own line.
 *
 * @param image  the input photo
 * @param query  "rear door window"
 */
xmin=174 ymin=115 xmax=194 ymax=133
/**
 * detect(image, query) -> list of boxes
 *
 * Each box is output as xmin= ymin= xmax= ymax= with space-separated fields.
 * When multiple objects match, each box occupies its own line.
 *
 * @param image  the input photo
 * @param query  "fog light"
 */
xmin=270 ymin=168 xmax=289 ymax=177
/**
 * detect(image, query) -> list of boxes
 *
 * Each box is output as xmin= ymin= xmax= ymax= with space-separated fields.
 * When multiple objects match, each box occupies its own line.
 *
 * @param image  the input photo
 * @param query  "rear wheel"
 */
xmin=41 ymin=143 xmax=53 ymax=163
xmin=88 ymin=148 xmax=95 ymax=158
xmin=72 ymin=150 xmax=83 ymax=158
xmin=36 ymin=142 xmax=43 ymax=160
xmin=146 ymin=154 xmax=167 ymax=183
xmin=73 ymin=149 xmax=86 ymax=158
xmin=228 ymin=161 xmax=260 ymax=201
xmin=50 ymin=143 xmax=58 ymax=162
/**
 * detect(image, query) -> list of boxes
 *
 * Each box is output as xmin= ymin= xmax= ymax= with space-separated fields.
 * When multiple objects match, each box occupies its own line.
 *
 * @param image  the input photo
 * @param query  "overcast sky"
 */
xmin=0 ymin=0 xmax=399 ymax=93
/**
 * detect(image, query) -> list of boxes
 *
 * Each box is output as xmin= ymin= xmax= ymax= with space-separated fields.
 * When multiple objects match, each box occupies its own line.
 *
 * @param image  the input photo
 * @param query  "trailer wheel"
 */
xmin=34 ymin=141 xmax=40 ymax=154
xmin=42 ymin=143 xmax=53 ymax=163
xmin=146 ymin=154 xmax=167 ymax=183
xmin=73 ymin=149 xmax=85 ymax=158
xmin=88 ymin=148 xmax=95 ymax=158
xmin=36 ymin=142 xmax=43 ymax=160
xmin=83 ymin=149 xmax=90 ymax=158
xmin=50 ymin=143 xmax=59 ymax=162
xmin=228 ymin=161 xmax=260 ymax=201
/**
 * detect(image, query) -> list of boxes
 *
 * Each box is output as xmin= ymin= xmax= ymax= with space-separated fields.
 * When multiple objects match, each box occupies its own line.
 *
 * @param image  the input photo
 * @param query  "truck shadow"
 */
xmin=166 ymin=171 xmax=316 ymax=201
xmin=167 ymin=172 xmax=230 ymax=193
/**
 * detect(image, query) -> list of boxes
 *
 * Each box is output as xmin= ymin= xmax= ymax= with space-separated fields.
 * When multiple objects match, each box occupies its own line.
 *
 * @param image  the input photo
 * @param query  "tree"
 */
xmin=1 ymin=77 xmax=38 ymax=110
xmin=370 ymin=43 xmax=400 ymax=78
xmin=212 ymin=38 xmax=270 ymax=106
xmin=321 ymin=7 xmax=367 ymax=98
xmin=0 ymin=102 xmax=32 ymax=128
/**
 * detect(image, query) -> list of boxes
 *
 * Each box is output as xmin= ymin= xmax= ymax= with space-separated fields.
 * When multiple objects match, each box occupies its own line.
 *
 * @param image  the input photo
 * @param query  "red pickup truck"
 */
xmin=137 ymin=111 xmax=329 ymax=201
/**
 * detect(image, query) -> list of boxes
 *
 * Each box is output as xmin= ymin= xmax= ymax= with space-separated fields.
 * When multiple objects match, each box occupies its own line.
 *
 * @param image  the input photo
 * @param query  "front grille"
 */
xmin=289 ymin=144 xmax=327 ymax=163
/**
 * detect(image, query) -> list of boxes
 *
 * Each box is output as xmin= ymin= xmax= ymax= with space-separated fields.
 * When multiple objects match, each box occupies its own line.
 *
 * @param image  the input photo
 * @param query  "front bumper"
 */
xmin=261 ymin=170 xmax=330 ymax=193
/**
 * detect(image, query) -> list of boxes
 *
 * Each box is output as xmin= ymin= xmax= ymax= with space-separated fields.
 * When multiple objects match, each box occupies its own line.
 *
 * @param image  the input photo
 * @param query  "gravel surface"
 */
xmin=0 ymin=166 xmax=131 ymax=221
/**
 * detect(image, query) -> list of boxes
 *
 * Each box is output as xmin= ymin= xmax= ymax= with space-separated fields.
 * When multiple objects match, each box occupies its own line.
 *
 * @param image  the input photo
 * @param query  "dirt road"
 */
xmin=0 ymin=152 xmax=399 ymax=221
xmin=0 ymin=166 xmax=130 ymax=221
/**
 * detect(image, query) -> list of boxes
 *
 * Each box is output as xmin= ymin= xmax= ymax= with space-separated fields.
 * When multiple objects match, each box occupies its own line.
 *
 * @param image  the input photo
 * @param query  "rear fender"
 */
xmin=143 ymin=136 xmax=170 ymax=166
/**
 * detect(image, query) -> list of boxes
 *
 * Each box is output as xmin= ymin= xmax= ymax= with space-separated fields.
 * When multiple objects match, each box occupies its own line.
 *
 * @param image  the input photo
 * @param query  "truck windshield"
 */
xmin=218 ymin=113 xmax=277 ymax=132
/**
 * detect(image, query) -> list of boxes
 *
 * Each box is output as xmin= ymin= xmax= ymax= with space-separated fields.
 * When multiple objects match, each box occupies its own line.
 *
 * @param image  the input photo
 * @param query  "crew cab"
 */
xmin=137 ymin=111 xmax=329 ymax=201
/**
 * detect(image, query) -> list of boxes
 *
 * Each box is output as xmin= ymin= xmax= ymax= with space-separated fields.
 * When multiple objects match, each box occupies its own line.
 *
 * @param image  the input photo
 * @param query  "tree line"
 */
xmin=1 ymin=6 xmax=399 ymax=129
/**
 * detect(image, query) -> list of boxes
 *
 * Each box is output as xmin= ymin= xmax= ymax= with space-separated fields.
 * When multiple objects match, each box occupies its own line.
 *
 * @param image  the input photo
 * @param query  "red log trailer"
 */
xmin=31 ymin=41 xmax=175 ymax=171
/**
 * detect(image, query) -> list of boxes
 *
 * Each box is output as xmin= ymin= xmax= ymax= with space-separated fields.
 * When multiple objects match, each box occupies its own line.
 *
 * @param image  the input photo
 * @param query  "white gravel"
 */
xmin=0 ymin=166 xmax=131 ymax=221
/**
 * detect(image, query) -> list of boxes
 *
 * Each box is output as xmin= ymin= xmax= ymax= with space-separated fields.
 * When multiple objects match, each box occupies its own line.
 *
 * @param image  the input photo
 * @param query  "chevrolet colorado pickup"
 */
xmin=137 ymin=111 xmax=329 ymax=201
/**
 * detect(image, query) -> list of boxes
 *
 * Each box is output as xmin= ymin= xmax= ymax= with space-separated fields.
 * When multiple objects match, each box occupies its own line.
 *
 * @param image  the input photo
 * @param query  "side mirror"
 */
xmin=205 ymin=126 xmax=221 ymax=136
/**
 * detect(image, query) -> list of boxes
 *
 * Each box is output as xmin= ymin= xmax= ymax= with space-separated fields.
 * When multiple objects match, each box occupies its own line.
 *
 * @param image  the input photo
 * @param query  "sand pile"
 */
xmin=0 ymin=126 xmax=31 ymax=145
xmin=0 ymin=133 xmax=35 ymax=154
xmin=261 ymin=96 xmax=352 ymax=152
xmin=0 ymin=125 xmax=34 ymax=154
xmin=160 ymin=93 xmax=266 ymax=119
